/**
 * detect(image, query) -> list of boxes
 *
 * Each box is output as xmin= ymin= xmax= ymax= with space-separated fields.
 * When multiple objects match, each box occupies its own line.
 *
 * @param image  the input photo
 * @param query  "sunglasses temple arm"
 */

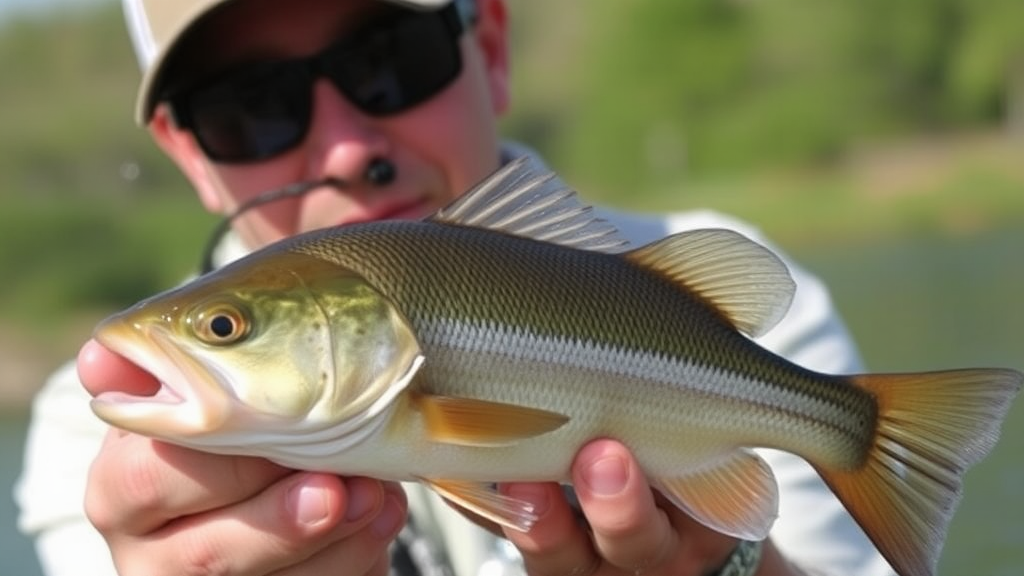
xmin=198 ymin=177 xmax=348 ymax=274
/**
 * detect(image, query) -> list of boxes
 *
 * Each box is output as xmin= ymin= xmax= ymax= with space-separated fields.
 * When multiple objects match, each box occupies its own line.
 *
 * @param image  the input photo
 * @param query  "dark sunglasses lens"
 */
xmin=187 ymin=65 xmax=311 ymax=162
xmin=328 ymin=12 xmax=461 ymax=115
xmin=176 ymin=9 xmax=461 ymax=162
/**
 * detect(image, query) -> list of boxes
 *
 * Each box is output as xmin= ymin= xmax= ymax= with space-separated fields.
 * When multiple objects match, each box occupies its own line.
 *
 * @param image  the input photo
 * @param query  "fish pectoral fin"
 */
xmin=654 ymin=449 xmax=779 ymax=541
xmin=419 ymin=477 xmax=539 ymax=532
xmin=412 ymin=392 xmax=569 ymax=447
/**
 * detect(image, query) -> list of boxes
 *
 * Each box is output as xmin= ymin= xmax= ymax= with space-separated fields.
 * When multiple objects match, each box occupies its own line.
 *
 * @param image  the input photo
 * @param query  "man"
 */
xmin=17 ymin=1 xmax=894 ymax=575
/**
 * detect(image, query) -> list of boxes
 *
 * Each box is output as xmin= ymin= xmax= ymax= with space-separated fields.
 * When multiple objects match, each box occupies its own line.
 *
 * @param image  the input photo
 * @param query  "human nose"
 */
xmin=303 ymin=79 xmax=391 ymax=184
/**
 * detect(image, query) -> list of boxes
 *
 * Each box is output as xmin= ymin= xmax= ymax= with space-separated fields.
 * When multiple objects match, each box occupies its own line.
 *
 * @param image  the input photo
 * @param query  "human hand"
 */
xmin=501 ymin=439 xmax=791 ymax=576
xmin=79 ymin=339 xmax=407 ymax=576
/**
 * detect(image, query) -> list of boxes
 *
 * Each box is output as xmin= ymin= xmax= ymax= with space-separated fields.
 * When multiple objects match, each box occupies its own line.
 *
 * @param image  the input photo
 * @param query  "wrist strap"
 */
xmin=710 ymin=540 xmax=763 ymax=576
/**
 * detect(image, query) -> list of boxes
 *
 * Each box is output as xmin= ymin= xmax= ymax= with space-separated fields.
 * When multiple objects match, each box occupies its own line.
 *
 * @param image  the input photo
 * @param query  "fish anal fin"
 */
xmin=655 ymin=450 xmax=778 ymax=541
xmin=412 ymin=392 xmax=569 ymax=447
xmin=626 ymin=229 xmax=795 ymax=338
xmin=420 ymin=478 xmax=538 ymax=532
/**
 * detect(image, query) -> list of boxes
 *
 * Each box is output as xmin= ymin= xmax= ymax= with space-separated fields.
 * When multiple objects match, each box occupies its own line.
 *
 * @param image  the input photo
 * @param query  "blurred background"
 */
xmin=2 ymin=1 xmax=1022 ymax=574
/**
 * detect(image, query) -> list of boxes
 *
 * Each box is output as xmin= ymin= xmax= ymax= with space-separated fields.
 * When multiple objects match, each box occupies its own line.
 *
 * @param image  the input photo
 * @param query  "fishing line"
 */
xmin=198 ymin=177 xmax=348 ymax=274
xmin=197 ymin=158 xmax=398 ymax=274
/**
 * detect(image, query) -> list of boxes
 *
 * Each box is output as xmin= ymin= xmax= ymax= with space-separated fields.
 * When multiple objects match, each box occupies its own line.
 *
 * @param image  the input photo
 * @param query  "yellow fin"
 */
xmin=816 ymin=369 xmax=1022 ymax=576
xmin=412 ymin=392 xmax=569 ymax=447
xmin=655 ymin=450 xmax=778 ymax=541
xmin=419 ymin=478 xmax=538 ymax=532
xmin=626 ymin=229 xmax=794 ymax=338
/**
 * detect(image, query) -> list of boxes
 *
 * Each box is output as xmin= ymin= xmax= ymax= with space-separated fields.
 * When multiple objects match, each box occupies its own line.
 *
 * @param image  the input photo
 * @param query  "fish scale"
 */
xmin=289 ymin=219 xmax=877 ymax=460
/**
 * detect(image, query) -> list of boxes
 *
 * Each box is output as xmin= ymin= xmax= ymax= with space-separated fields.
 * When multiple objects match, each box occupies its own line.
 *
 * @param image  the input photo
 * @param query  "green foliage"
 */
xmin=948 ymin=1 xmax=1024 ymax=116
xmin=0 ymin=192 xmax=216 ymax=326
xmin=0 ymin=3 xmax=187 ymax=201
xmin=0 ymin=4 xmax=209 ymax=327
xmin=502 ymin=0 xmax=1024 ymax=197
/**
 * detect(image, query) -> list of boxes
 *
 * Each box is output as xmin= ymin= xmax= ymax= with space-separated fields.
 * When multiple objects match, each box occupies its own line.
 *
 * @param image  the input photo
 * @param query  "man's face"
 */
xmin=151 ymin=0 xmax=508 ymax=250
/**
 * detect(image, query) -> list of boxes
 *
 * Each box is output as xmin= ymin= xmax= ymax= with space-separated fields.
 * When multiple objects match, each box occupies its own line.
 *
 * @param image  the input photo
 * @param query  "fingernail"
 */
xmin=288 ymin=476 xmax=330 ymax=527
xmin=503 ymin=483 xmax=551 ymax=516
xmin=371 ymin=494 xmax=405 ymax=538
xmin=344 ymin=478 xmax=380 ymax=522
xmin=581 ymin=456 xmax=629 ymax=496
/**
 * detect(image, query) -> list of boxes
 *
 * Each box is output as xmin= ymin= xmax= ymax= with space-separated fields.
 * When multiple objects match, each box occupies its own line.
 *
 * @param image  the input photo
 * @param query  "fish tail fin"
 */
xmin=817 ymin=369 xmax=1021 ymax=576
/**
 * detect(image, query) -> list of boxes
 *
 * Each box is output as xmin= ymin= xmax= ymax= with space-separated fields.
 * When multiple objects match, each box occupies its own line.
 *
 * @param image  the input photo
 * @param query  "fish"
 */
xmin=88 ymin=158 xmax=1022 ymax=576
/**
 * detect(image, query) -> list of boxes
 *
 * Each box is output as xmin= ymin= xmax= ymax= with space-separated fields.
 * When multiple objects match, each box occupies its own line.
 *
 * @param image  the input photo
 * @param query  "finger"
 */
xmin=658 ymin=488 xmax=745 ymax=572
xmin=86 ymin=431 xmax=291 ymax=535
xmin=114 ymin=473 xmax=389 ymax=576
xmin=650 ymin=490 xmax=742 ymax=576
xmin=363 ymin=549 xmax=396 ymax=576
xmin=271 ymin=481 xmax=408 ymax=576
xmin=78 ymin=338 xmax=160 ymax=397
xmin=499 ymin=482 xmax=599 ymax=576
xmin=571 ymin=439 xmax=675 ymax=573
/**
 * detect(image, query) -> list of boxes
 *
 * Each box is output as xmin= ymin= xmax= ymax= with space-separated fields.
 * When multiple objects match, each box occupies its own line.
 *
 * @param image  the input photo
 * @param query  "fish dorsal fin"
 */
xmin=430 ymin=157 xmax=629 ymax=253
xmin=654 ymin=449 xmax=779 ymax=541
xmin=627 ymin=229 xmax=795 ymax=338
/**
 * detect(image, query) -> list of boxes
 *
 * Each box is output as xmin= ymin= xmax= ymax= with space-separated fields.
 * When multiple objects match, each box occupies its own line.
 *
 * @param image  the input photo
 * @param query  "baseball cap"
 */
xmin=122 ymin=0 xmax=454 ymax=125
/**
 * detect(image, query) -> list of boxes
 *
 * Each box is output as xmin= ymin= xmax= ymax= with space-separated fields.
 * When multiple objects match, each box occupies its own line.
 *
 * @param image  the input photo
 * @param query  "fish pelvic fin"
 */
xmin=419 ymin=478 xmax=538 ymax=532
xmin=625 ymin=229 xmax=795 ymax=338
xmin=818 ymin=369 xmax=1023 ymax=576
xmin=654 ymin=449 xmax=778 ymax=541
xmin=412 ymin=392 xmax=570 ymax=447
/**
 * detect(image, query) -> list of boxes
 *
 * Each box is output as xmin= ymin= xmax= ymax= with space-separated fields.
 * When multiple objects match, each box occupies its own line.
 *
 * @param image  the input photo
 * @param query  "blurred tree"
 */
xmin=0 ymin=4 xmax=187 ymax=201
xmin=501 ymin=0 xmax=1024 ymax=198
xmin=948 ymin=0 xmax=1024 ymax=135
xmin=0 ymin=5 xmax=211 ymax=328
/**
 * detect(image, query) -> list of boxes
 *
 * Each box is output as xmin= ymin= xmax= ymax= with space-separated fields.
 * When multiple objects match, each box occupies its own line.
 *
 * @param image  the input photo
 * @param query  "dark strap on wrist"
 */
xmin=709 ymin=540 xmax=763 ymax=576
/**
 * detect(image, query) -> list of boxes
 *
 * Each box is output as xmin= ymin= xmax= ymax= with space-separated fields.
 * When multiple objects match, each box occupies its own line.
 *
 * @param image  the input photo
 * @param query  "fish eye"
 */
xmin=192 ymin=303 xmax=251 ymax=345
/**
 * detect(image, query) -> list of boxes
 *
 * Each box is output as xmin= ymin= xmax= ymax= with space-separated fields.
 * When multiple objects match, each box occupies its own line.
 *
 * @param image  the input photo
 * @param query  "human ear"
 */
xmin=148 ymin=104 xmax=225 ymax=214
xmin=472 ymin=0 xmax=510 ymax=114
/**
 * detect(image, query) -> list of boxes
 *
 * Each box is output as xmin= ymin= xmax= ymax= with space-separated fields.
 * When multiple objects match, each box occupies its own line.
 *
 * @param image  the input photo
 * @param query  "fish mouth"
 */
xmin=89 ymin=320 xmax=234 ymax=438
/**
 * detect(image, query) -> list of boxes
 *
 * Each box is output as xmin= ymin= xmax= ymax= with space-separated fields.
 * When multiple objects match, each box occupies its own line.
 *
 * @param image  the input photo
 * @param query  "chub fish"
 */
xmin=89 ymin=159 xmax=1022 ymax=576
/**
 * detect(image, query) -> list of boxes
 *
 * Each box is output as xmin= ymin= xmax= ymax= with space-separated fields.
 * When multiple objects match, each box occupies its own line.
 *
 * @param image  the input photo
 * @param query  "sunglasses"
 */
xmin=167 ymin=4 xmax=465 ymax=163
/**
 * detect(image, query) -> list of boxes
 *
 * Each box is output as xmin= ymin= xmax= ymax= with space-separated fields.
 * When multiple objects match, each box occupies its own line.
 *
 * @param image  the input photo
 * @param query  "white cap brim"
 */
xmin=122 ymin=0 xmax=452 ymax=125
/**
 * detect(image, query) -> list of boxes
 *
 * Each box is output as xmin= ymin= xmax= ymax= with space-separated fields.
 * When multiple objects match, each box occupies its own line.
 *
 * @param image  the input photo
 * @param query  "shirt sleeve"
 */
xmin=15 ymin=360 xmax=119 ymax=576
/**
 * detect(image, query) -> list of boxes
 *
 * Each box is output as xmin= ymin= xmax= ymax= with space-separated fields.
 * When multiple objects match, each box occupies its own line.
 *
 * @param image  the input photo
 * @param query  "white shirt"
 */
xmin=15 ymin=152 xmax=895 ymax=576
